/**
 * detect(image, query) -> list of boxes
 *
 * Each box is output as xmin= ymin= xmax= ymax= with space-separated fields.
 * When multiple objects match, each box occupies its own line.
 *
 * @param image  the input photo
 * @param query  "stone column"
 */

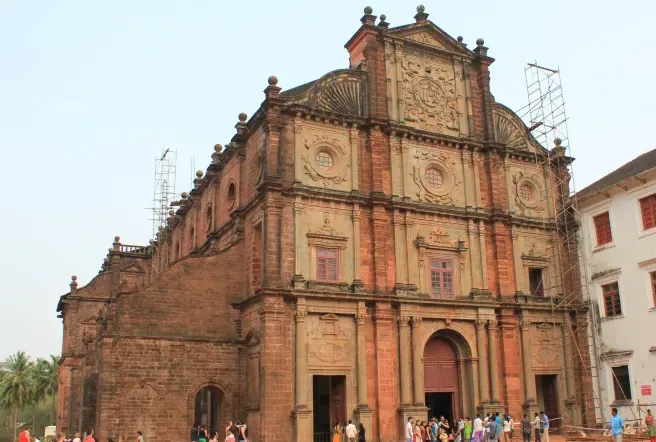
xmin=354 ymin=306 xmax=372 ymax=432
xmin=520 ymin=321 xmax=536 ymax=403
xmin=393 ymin=210 xmax=405 ymax=293
xmin=294 ymin=307 xmax=308 ymax=407
xmin=562 ymin=315 xmax=581 ymax=425
xmin=478 ymin=222 xmax=489 ymax=290
xmin=411 ymin=317 xmax=425 ymax=406
xmin=404 ymin=214 xmax=414 ymax=286
xmin=488 ymin=320 xmax=501 ymax=403
xmin=352 ymin=205 xmax=364 ymax=290
xmin=292 ymin=201 xmax=305 ymax=289
xmin=398 ymin=316 xmax=412 ymax=405
xmin=476 ymin=319 xmax=490 ymax=403
xmin=293 ymin=304 xmax=311 ymax=442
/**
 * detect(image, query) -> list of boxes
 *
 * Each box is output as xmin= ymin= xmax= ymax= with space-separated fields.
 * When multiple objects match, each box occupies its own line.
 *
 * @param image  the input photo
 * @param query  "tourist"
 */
xmin=520 ymin=414 xmax=532 ymax=442
xmin=237 ymin=422 xmax=248 ymax=442
xmin=508 ymin=416 xmax=515 ymax=440
xmin=539 ymin=412 xmax=549 ymax=442
xmin=463 ymin=417 xmax=472 ymax=442
xmin=486 ymin=417 xmax=499 ymax=442
xmin=84 ymin=428 xmax=95 ymax=442
xmin=224 ymin=428 xmax=235 ymax=442
xmin=136 ymin=431 xmax=145 ymax=442
xmin=56 ymin=434 xmax=65 ymax=442
xmin=502 ymin=416 xmax=511 ymax=442
xmin=430 ymin=418 xmax=438 ymax=442
xmin=609 ymin=407 xmax=624 ymax=442
xmin=453 ymin=419 xmax=461 ymax=442
xmin=406 ymin=417 xmax=415 ymax=442
xmin=358 ymin=423 xmax=366 ymax=442
xmin=333 ymin=421 xmax=343 ymax=442
xmin=19 ymin=426 xmax=31 ymax=442
xmin=438 ymin=428 xmax=448 ymax=442
xmin=484 ymin=415 xmax=490 ymax=442
xmin=414 ymin=419 xmax=422 ymax=442
xmin=73 ymin=433 xmax=82 ymax=442
xmin=473 ymin=414 xmax=484 ymax=442
xmin=345 ymin=420 xmax=358 ymax=442
xmin=191 ymin=425 xmax=200 ymax=442
xmin=198 ymin=425 xmax=208 ymax=442
xmin=440 ymin=417 xmax=450 ymax=433
xmin=34 ymin=434 xmax=42 ymax=442
xmin=646 ymin=409 xmax=656 ymax=442
xmin=532 ymin=413 xmax=540 ymax=442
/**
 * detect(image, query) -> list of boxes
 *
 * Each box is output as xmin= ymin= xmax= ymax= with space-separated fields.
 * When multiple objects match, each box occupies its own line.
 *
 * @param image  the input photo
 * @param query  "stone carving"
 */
xmin=404 ymin=32 xmax=447 ymax=49
xmin=426 ymin=227 xmax=458 ymax=247
xmin=411 ymin=148 xmax=461 ymax=205
xmin=400 ymin=54 xmax=459 ymax=133
xmin=512 ymin=170 xmax=545 ymax=216
xmin=309 ymin=216 xmax=344 ymax=238
xmin=301 ymin=134 xmax=351 ymax=187
xmin=526 ymin=242 xmax=547 ymax=258
xmin=493 ymin=108 xmax=528 ymax=150
xmin=281 ymin=69 xmax=366 ymax=117
xmin=532 ymin=324 xmax=562 ymax=367
xmin=307 ymin=314 xmax=351 ymax=339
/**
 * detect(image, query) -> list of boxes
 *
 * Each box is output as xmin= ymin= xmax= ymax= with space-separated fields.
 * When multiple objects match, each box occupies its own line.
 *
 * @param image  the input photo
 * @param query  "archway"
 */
xmin=424 ymin=336 xmax=459 ymax=423
xmin=193 ymin=386 xmax=225 ymax=435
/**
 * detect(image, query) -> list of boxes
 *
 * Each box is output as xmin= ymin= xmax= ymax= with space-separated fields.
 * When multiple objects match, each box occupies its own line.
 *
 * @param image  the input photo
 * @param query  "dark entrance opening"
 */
xmin=194 ymin=386 xmax=223 ymax=434
xmin=425 ymin=392 xmax=454 ymax=423
xmin=313 ymin=375 xmax=346 ymax=442
xmin=536 ymin=374 xmax=559 ymax=430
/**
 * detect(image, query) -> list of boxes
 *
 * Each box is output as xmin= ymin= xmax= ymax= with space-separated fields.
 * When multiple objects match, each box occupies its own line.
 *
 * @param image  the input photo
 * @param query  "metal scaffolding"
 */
xmin=519 ymin=62 xmax=604 ymax=428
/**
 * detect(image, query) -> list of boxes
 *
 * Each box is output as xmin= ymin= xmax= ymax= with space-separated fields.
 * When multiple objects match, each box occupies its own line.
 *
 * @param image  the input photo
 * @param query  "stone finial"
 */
xmin=236 ymin=113 xmax=248 ymax=136
xmin=158 ymin=225 xmax=164 ymax=232
xmin=168 ymin=209 xmax=175 ymax=216
xmin=214 ymin=143 xmax=222 ymax=152
xmin=414 ymin=5 xmax=429 ymax=22
xmin=378 ymin=14 xmax=389 ymax=29
xmin=554 ymin=137 xmax=562 ymax=147
xmin=212 ymin=144 xmax=222 ymax=165
xmin=264 ymin=76 xmax=281 ymax=99
xmin=238 ymin=112 xmax=247 ymax=123
xmin=113 ymin=236 xmax=120 ymax=250
xmin=196 ymin=170 xmax=203 ymax=178
xmin=70 ymin=275 xmax=78 ymax=291
xmin=361 ymin=6 xmax=376 ymax=26
xmin=457 ymin=36 xmax=463 ymax=42
xmin=181 ymin=192 xmax=188 ymax=200
xmin=194 ymin=170 xmax=203 ymax=190
xmin=473 ymin=38 xmax=488 ymax=57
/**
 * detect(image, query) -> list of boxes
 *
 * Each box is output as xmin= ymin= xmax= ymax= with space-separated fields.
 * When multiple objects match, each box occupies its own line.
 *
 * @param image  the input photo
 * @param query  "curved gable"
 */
xmin=492 ymin=103 xmax=545 ymax=154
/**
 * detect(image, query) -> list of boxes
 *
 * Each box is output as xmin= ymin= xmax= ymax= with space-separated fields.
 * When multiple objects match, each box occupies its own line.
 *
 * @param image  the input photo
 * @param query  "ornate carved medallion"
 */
xmin=301 ymin=134 xmax=350 ymax=187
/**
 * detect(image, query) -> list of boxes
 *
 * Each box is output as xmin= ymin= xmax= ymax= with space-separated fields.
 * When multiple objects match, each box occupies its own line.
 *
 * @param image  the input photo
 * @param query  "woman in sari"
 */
xmin=333 ymin=421 xmax=342 ymax=442
xmin=646 ymin=409 xmax=656 ymax=442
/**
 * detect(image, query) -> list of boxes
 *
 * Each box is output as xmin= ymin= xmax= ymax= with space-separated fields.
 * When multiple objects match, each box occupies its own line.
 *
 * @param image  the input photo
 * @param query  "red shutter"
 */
xmin=640 ymin=194 xmax=656 ymax=230
xmin=593 ymin=212 xmax=612 ymax=246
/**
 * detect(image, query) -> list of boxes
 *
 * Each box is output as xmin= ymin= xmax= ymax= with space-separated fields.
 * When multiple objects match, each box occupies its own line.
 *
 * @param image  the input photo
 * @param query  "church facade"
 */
xmin=56 ymin=6 xmax=595 ymax=442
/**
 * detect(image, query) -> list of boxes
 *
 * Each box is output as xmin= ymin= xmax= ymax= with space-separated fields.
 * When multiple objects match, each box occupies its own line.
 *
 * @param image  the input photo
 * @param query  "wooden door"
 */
xmin=424 ymin=337 xmax=460 ymax=416
xmin=542 ymin=376 xmax=559 ymax=429
xmin=331 ymin=376 xmax=346 ymax=425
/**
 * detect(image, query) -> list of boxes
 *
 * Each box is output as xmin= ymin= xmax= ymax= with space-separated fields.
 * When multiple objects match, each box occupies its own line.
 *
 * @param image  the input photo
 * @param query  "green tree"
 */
xmin=34 ymin=356 xmax=58 ymax=426
xmin=0 ymin=351 xmax=33 ymax=441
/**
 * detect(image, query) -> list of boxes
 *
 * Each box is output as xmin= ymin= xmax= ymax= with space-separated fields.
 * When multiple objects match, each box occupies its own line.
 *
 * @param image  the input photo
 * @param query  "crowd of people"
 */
xmin=190 ymin=421 xmax=248 ymax=442
xmin=404 ymin=411 xmax=553 ymax=442
xmin=331 ymin=420 xmax=366 ymax=442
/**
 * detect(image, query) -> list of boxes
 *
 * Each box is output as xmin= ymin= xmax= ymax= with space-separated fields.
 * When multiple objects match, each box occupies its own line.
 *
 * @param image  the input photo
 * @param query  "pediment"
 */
xmin=492 ymin=103 xmax=545 ymax=154
xmin=388 ymin=23 xmax=473 ymax=56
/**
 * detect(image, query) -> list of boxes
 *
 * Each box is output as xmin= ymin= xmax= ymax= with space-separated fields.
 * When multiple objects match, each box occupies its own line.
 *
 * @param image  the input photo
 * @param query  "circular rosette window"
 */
xmin=307 ymin=142 xmax=347 ymax=183
xmin=419 ymin=161 xmax=455 ymax=197
xmin=516 ymin=177 xmax=541 ymax=208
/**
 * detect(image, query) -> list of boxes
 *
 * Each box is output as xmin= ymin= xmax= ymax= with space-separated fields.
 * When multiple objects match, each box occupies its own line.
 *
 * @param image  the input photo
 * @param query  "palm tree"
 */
xmin=34 ymin=356 xmax=59 ymax=425
xmin=0 ymin=351 xmax=33 ymax=441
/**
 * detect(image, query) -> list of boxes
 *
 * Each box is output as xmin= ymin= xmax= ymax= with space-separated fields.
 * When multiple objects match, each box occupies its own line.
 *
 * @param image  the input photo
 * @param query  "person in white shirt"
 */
xmin=473 ymin=415 xmax=484 ymax=442
xmin=73 ymin=433 xmax=82 ymax=442
xmin=345 ymin=420 xmax=358 ymax=442
xmin=406 ymin=417 xmax=414 ymax=442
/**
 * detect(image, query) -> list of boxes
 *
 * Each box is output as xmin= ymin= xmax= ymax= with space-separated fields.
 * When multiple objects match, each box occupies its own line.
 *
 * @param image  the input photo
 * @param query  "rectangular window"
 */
xmin=611 ymin=365 xmax=632 ymax=401
xmin=602 ymin=282 xmax=622 ymax=317
xmin=651 ymin=271 xmax=656 ymax=308
xmin=430 ymin=260 xmax=454 ymax=299
xmin=640 ymin=194 xmax=656 ymax=231
xmin=593 ymin=212 xmax=613 ymax=246
xmin=529 ymin=268 xmax=545 ymax=297
xmin=316 ymin=248 xmax=338 ymax=282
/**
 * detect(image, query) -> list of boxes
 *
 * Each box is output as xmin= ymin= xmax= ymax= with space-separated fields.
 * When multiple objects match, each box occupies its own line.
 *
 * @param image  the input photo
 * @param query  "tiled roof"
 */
xmin=576 ymin=147 xmax=656 ymax=200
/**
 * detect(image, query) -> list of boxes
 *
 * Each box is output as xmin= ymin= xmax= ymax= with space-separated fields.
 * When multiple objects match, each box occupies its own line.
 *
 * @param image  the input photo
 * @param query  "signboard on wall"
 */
xmin=641 ymin=385 xmax=652 ymax=396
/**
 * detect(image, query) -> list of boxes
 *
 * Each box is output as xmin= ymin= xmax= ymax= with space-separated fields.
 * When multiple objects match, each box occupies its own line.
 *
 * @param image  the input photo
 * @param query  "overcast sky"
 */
xmin=1 ymin=0 xmax=654 ymax=361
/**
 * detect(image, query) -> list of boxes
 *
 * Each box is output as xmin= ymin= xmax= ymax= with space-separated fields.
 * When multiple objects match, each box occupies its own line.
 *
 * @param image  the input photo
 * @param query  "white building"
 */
xmin=577 ymin=148 xmax=656 ymax=425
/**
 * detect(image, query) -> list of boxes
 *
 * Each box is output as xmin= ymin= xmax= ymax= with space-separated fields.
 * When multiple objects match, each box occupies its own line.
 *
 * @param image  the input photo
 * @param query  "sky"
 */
xmin=0 ymin=0 xmax=654 ymax=362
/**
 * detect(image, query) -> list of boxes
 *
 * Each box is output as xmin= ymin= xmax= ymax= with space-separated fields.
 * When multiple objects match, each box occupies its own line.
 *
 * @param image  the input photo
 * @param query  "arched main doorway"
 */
xmin=193 ymin=386 xmax=225 ymax=434
xmin=424 ymin=336 xmax=460 ymax=423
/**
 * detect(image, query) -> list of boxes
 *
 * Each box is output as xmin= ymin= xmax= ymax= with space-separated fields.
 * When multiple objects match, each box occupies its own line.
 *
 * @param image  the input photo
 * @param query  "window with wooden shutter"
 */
xmin=651 ymin=271 xmax=656 ymax=308
xmin=602 ymin=282 xmax=622 ymax=317
xmin=640 ymin=194 xmax=656 ymax=231
xmin=316 ymin=248 xmax=338 ymax=282
xmin=430 ymin=260 xmax=454 ymax=299
xmin=593 ymin=212 xmax=613 ymax=246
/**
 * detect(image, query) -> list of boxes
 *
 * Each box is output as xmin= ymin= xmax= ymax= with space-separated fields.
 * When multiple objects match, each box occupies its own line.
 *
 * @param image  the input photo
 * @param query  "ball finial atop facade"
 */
xmin=214 ymin=144 xmax=222 ymax=152
xmin=71 ymin=275 xmax=78 ymax=281
xmin=196 ymin=170 xmax=204 ymax=178
xmin=364 ymin=6 xmax=373 ymax=14
xmin=554 ymin=138 xmax=562 ymax=147
xmin=268 ymin=76 xmax=278 ymax=86
xmin=476 ymin=38 xmax=485 ymax=47
xmin=379 ymin=14 xmax=386 ymax=21
xmin=417 ymin=5 xmax=425 ymax=13
xmin=238 ymin=112 xmax=247 ymax=123
xmin=181 ymin=191 xmax=189 ymax=200
xmin=114 ymin=236 xmax=120 ymax=242
xmin=168 ymin=209 xmax=175 ymax=216
xmin=457 ymin=36 xmax=463 ymax=43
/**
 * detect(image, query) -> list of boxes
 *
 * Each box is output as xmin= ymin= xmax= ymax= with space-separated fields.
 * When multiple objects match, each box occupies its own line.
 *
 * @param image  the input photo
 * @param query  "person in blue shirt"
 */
xmin=539 ymin=411 xmax=549 ymax=442
xmin=609 ymin=408 xmax=624 ymax=442
xmin=495 ymin=412 xmax=502 ymax=427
